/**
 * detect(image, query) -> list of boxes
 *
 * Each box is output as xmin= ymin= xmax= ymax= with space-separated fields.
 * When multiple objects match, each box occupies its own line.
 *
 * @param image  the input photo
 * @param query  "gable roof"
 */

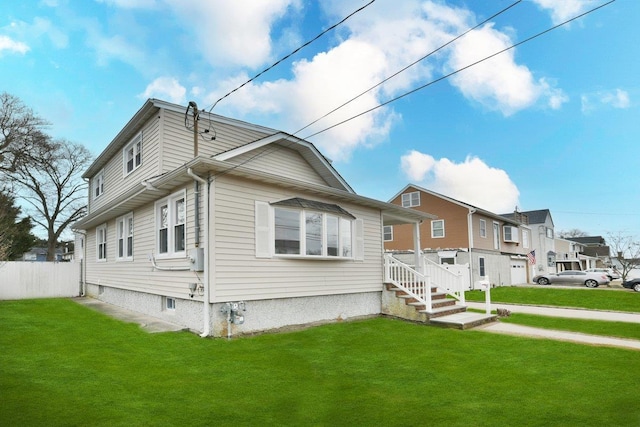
xmin=515 ymin=209 xmax=553 ymax=226
xmin=83 ymin=98 xmax=284 ymax=179
xmin=568 ymin=236 xmax=606 ymax=246
xmin=214 ymin=132 xmax=353 ymax=193
xmin=390 ymin=184 xmax=522 ymax=226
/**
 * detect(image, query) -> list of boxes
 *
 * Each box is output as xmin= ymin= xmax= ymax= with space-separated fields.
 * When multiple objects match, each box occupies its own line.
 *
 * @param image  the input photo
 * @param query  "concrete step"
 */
xmin=429 ymin=312 xmax=498 ymax=330
xmin=419 ymin=304 xmax=467 ymax=319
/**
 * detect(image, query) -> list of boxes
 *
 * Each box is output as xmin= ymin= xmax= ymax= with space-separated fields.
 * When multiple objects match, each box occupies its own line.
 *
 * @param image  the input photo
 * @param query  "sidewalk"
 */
xmin=466 ymin=301 xmax=640 ymax=351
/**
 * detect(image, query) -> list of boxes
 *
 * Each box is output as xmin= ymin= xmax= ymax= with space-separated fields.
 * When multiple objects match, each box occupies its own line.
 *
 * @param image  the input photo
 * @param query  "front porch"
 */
xmin=382 ymin=253 xmax=496 ymax=329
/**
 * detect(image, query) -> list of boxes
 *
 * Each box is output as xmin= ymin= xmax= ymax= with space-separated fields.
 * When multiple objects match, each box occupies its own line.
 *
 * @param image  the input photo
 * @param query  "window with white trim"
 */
xmin=123 ymin=132 xmax=142 ymax=175
xmin=93 ymin=170 xmax=104 ymax=200
xmin=503 ymin=225 xmax=519 ymax=243
xmin=383 ymin=225 xmax=393 ymax=241
xmin=256 ymin=200 xmax=363 ymax=260
xmin=164 ymin=297 xmax=176 ymax=311
xmin=522 ymin=229 xmax=530 ymax=249
xmin=116 ymin=213 xmax=134 ymax=260
xmin=479 ymin=219 xmax=486 ymax=238
xmin=156 ymin=190 xmax=186 ymax=257
xmin=479 ymin=257 xmax=486 ymax=277
xmin=431 ymin=219 xmax=444 ymax=238
xmin=401 ymin=191 xmax=420 ymax=208
xmin=96 ymin=224 xmax=107 ymax=261
xmin=546 ymin=227 xmax=554 ymax=239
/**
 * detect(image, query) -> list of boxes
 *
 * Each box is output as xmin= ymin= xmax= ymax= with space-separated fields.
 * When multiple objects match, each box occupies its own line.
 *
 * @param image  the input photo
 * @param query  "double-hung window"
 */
xmin=401 ymin=191 xmax=420 ymax=207
xmin=116 ymin=213 xmax=134 ymax=260
xmin=156 ymin=190 xmax=186 ymax=257
xmin=383 ymin=225 xmax=393 ymax=242
xmin=257 ymin=198 xmax=362 ymax=260
xmin=96 ymin=224 xmax=107 ymax=261
xmin=124 ymin=133 xmax=142 ymax=175
xmin=431 ymin=219 xmax=445 ymax=238
xmin=93 ymin=170 xmax=104 ymax=200
xmin=479 ymin=219 xmax=487 ymax=238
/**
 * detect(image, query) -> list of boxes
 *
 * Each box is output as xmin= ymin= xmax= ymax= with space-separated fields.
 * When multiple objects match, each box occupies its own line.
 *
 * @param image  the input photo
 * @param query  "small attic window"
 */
xmin=123 ymin=132 xmax=142 ymax=175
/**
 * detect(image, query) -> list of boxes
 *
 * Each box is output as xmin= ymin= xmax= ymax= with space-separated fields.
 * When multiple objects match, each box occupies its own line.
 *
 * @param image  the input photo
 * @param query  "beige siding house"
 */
xmin=74 ymin=99 xmax=432 ymax=337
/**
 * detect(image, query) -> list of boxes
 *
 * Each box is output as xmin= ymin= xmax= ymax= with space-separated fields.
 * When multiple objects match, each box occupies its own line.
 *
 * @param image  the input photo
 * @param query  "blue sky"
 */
xmin=2 ymin=0 xmax=638 ymax=239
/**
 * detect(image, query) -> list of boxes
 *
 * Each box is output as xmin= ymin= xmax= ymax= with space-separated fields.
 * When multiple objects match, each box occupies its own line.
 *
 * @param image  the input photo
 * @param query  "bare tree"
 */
xmin=606 ymin=232 xmax=640 ymax=282
xmin=0 ymin=92 xmax=50 ymax=175
xmin=11 ymin=139 xmax=92 ymax=261
xmin=557 ymin=229 xmax=588 ymax=239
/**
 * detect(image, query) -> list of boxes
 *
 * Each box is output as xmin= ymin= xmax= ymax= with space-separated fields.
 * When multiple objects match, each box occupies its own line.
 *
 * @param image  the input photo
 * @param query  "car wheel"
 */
xmin=585 ymin=279 xmax=599 ymax=288
xmin=633 ymin=283 xmax=640 ymax=292
xmin=537 ymin=277 xmax=549 ymax=285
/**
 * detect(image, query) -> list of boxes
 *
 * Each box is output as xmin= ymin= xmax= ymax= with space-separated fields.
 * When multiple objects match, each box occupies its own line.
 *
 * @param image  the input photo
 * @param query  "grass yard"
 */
xmin=465 ymin=286 xmax=640 ymax=312
xmin=1 ymin=299 xmax=639 ymax=426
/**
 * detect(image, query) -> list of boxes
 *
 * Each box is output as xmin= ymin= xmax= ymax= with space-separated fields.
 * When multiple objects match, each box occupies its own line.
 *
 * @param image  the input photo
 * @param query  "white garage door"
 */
xmin=510 ymin=259 xmax=527 ymax=285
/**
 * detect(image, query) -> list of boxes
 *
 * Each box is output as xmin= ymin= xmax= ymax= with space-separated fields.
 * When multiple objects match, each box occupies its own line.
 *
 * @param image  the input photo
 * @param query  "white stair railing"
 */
xmin=384 ymin=254 xmax=432 ymax=312
xmin=422 ymin=257 xmax=466 ymax=305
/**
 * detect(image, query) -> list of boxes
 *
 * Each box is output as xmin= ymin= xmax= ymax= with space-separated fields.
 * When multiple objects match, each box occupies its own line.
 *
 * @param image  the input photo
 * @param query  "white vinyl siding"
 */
xmin=217 ymin=177 xmax=378 ymax=302
xmin=88 ymin=118 xmax=160 ymax=214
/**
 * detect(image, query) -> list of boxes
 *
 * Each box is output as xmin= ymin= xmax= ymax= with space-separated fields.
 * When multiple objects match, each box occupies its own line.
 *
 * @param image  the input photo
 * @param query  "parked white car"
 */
xmin=533 ymin=270 xmax=610 ymax=288
xmin=584 ymin=268 xmax=620 ymax=281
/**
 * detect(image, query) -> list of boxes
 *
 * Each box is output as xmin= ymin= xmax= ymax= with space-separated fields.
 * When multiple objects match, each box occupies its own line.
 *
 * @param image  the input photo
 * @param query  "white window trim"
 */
xmin=116 ymin=212 xmax=134 ymax=261
xmin=383 ymin=225 xmax=393 ymax=242
xmin=493 ymin=222 xmax=500 ymax=250
xmin=93 ymin=170 xmax=104 ymax=200
xmin=479 ymin=219 xmax=487 ymax=238
xmin=96 ymin=224 xmax=107 ymax=262
xmin=522 ymin=229 xmax=530 ymax=249
xmin=155 ymin=190 xmax=187 ymax=259
xmin=431 ymin=219 xmax=445 ymax=238
xmin=401 ymin=191 xmax=420 ymax=208
xmin=123 ymin=132 xmax=142 ymax=176
xmin=503 ymin=225 xmax=519 ymax=243
xmin=255 ymin=201 xmax=363 ymax=261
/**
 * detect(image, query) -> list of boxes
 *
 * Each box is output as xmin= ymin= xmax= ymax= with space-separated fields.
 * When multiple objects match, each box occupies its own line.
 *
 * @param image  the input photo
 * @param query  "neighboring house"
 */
xmin=72 ymin=99 xmax=432 ymax=337
xmin=567 ymin=236 xmax=611 ymax=267
xmin=554 ymin=238 xmax=598 ymax=271
xmin=22 ymin=247 xmax=63 ymax=262
xmin=385 ymin=184 xmax=532 ymax=288
xmin=503 ymin=209 xmax=556 ymax=276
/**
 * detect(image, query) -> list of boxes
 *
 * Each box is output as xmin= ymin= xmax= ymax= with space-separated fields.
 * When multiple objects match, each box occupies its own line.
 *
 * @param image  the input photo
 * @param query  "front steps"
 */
xmin=383 ymin=283 xmax=496 ymax=330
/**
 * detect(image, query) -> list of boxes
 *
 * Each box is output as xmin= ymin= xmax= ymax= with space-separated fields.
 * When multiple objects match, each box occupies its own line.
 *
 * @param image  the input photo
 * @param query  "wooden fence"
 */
xmin=0 ymin=261 xmax=81 ymax=300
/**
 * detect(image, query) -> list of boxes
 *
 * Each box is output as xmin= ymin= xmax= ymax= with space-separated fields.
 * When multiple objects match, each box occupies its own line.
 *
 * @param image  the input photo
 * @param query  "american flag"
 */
xmin=527 ymin=250 xmax=536 ymax=265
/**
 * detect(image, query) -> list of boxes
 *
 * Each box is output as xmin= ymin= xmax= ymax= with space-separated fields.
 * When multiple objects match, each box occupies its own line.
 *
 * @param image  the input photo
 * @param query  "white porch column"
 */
xmin=413 ymin=221 xmax=422 ymax=274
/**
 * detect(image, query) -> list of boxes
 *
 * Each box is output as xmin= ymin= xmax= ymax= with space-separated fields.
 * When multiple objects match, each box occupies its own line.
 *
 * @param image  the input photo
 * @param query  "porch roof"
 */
xmin=73 ymin=157 xmax=435 ymax=230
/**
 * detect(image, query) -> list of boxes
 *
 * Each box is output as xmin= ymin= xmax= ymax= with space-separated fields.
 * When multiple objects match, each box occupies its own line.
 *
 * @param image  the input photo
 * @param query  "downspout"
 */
xmin=187 ymin=168 xmax=210 ymax=337
xmin=467 ymin=208 xmax=476 ymax=291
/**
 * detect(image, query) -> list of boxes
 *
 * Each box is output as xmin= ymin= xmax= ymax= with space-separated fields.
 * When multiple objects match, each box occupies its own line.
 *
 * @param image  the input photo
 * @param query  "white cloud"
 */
xmin=163 ymin=0 xmax=298 ymax=69
xmin=581 ymin=88 xmax=631 ymax=113
xmin=531 ymin=0 xmax=598 ymax=25
xmin=400 ymin=150 xmax=520 ymax=213
xmin=0 ymin=35 xmax=29 ymax=55
xmin=140 ymin=77 xmax=186 ymax=104
xmin=446 ymin=24 xmax=563 ymax=116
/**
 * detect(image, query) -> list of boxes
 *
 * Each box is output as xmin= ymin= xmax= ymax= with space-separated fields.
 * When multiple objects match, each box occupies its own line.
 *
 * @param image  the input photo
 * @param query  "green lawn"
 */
xmin=1 ymin=299 xmax=639 ymax=426
xmin=465 ymin=286 xmax=640 ymax=312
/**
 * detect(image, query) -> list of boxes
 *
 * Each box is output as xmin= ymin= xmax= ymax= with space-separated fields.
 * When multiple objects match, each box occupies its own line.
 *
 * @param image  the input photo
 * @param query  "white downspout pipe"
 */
xmin=467 ymin=208 xmax=476 ymax=295
xmin=187 ymin=168 xmax=211 ymax=337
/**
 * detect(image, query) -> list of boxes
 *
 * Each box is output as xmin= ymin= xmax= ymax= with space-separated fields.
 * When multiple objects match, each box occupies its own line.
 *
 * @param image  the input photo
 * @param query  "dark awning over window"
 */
xmin=271 ymin=197 xmax=355 ymax=219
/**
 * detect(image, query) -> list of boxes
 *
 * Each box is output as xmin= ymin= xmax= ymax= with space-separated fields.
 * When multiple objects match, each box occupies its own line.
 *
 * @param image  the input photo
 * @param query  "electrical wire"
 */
xmin=293 ymin=0 xmax=523 ymax=136
xmin=302 ymin=0 xmax=615 ymax=140
xmin=205 ymin=0 xmax=376 ymax=114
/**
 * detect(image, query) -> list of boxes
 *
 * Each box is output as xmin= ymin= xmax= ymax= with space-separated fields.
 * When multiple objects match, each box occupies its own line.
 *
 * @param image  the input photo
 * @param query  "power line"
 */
xmin=205 ymin=0 xmax=376 ymax=114
xmin=301 ymin=0 xmax=615 ymax=140
xmin=293 ymin=0 xmax=523 ymax=136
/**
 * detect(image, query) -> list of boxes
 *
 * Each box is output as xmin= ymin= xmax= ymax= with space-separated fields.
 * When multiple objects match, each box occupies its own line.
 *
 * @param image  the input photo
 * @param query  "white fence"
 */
xmin=0 ymin=261 xmax=80 ymax=300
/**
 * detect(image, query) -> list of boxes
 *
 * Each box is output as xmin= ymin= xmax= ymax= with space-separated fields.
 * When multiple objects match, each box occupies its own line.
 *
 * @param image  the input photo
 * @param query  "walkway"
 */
xmin=466 ymin=302 xmax=640 ymax=351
